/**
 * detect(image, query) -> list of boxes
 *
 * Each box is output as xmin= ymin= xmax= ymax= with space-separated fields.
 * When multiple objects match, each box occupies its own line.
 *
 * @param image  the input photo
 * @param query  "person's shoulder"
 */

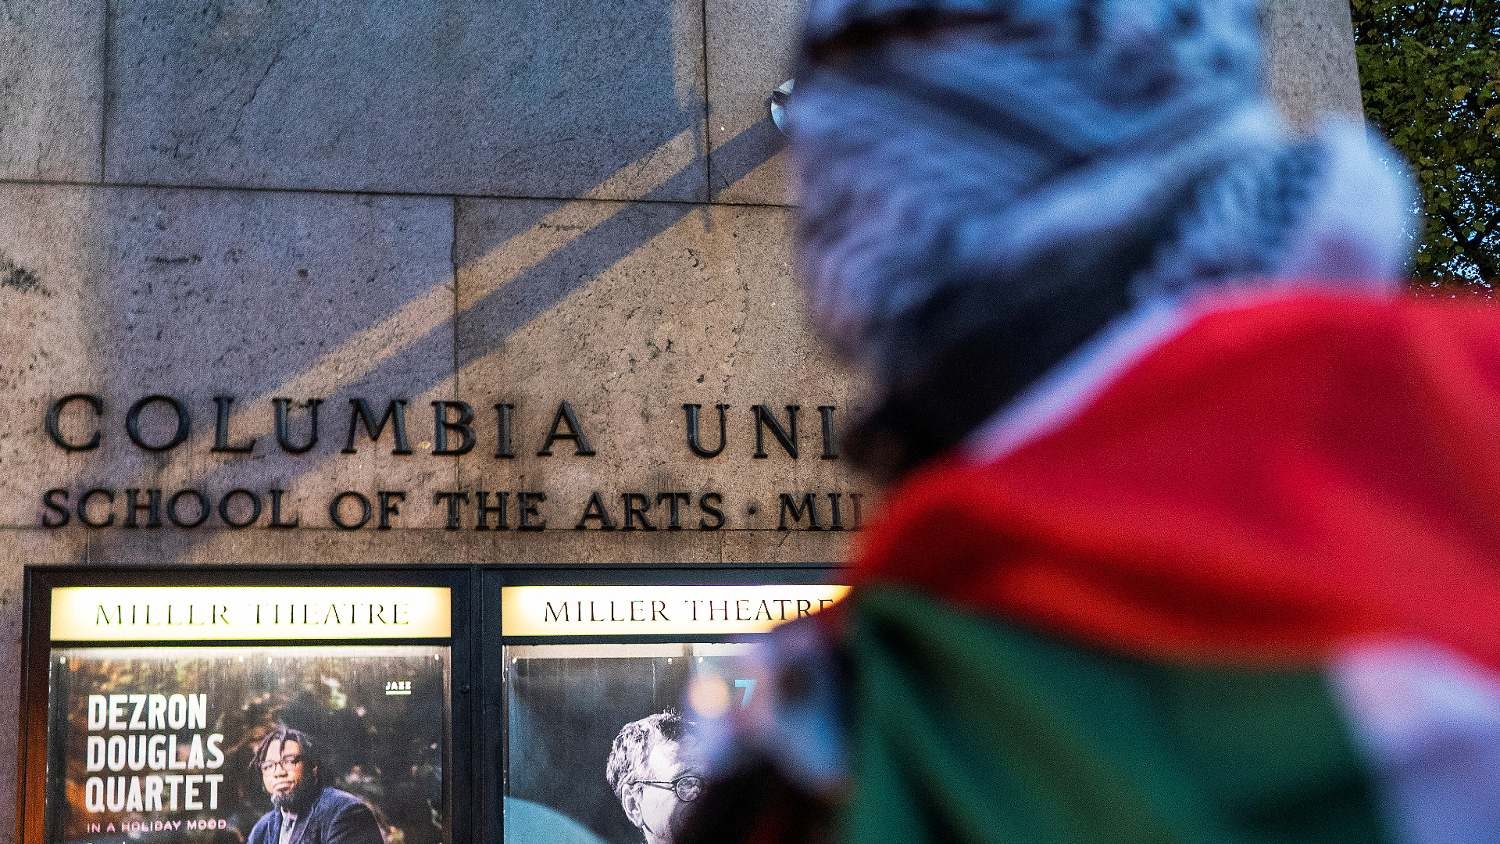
xmin=316 ymin=786 xmax=371 ymax=812
xmin=247 ymin=809 xmax=277 ymax=841
xmin=315 ymin=787 xmax=382 ymax=840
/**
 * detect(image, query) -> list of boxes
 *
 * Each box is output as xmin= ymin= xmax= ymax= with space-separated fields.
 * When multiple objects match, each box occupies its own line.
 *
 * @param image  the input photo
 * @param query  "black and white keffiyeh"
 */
xmin=789 ymin=0 xmax=1415 ymax=475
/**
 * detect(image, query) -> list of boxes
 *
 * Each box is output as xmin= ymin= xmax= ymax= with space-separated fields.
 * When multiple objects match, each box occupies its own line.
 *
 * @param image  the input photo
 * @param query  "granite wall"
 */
xmin=0 ymin=0 xmax=1362 ymax=838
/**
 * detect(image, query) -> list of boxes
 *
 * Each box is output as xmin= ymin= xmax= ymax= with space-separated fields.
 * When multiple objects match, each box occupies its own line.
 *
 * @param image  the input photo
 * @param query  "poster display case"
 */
xmin=485 ymin=569 xmax=845 ymax=844
xmin=21 ymin=570 xmax=472 ymax=844
xmin=19 ymin=566 xmax=841 ymax=844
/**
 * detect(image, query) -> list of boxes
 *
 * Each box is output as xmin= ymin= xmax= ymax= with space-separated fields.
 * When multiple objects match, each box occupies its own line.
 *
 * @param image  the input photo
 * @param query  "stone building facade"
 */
xmin=1 ymin=0 xmax=1362 ymax=840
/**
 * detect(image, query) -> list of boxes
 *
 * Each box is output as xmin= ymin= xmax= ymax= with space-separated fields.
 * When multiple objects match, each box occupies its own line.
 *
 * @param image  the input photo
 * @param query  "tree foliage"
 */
xmin=1351 ymin=0 xmax=1500 ymax=287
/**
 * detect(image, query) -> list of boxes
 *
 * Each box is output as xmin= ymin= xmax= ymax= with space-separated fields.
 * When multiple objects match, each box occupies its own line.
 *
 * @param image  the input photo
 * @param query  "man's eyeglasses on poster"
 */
xmin=634 ymin=774 xmax=704 ymax=802
xmin=258 ymin=755 xmax=306 ymax=773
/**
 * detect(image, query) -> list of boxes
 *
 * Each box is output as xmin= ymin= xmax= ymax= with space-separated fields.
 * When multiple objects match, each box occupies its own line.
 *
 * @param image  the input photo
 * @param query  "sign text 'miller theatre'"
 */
xmin=501 ymin=584 xmax=849 ymax=637
xmin=50 ymin=586 xmax=453 ymax=641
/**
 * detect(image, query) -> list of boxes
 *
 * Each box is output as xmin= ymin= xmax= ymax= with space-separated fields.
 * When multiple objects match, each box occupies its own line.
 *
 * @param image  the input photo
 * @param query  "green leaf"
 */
xmin=1355 ymin=0 xmax=1500 ymax=286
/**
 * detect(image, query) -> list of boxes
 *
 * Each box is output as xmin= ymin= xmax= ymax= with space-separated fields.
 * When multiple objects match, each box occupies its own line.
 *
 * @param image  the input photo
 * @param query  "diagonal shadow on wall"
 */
xmin=76 ymin=117 xmax=787 ymax=562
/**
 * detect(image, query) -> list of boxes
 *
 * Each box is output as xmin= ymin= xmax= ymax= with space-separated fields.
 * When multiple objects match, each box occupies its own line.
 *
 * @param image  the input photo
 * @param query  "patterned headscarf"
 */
xmin=791 ymin=0 xmax=1415 ymax=476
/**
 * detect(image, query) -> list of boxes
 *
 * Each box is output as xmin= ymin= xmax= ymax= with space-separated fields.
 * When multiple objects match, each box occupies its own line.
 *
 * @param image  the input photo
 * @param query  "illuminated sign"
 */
xmin=50 ymin=586 xmax=452 ymax=641
xmin=500 ymin=584 xmax=849 ymax=637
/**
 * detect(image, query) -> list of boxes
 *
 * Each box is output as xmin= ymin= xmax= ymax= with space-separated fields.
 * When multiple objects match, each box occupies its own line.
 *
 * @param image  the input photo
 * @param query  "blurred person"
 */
xmin=681 ymin=0 xmax=1500 ymax=842
xmin=606 ymin=711 xmax=705 ymax=844
xmin=248 ymin=726 xmax=384 ymax=844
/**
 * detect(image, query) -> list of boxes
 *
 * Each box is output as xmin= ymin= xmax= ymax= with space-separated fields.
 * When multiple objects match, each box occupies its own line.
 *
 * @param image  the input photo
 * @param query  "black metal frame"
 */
xmin=478 ymin=563 xmax=838 ymax=843
xmin=19 ymin=565 xmax=476 ymax=844
xmin=18 ymin=563 xmax=840 ymax=844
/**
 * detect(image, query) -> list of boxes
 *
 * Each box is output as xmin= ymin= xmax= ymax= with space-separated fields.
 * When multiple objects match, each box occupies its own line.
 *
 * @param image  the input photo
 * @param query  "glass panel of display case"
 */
xmin=502 ymin=642 xmax=751 ymax=844
xmin=44 ymin=644 xmax=451 ymax=844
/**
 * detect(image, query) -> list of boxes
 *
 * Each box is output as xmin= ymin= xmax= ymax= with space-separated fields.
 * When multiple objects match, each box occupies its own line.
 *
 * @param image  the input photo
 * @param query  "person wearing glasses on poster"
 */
xmin=606 ymin=712 xmax=705 ymax=844
xmin=248 ymin=726 xmax=385 ymax=844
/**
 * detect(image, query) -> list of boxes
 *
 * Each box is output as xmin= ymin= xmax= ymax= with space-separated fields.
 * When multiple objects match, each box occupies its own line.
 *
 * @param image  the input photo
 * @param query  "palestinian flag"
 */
xmin=840 ymin=293 xmax=1500 ymax=843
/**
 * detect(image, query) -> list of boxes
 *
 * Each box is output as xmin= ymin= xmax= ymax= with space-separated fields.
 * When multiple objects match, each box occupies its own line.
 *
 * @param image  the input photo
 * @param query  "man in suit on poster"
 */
xmin=248 ymin=726 xmax=385 ymax=844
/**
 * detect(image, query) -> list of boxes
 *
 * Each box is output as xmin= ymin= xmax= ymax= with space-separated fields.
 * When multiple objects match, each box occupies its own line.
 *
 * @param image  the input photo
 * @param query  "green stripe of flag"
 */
xmin=841 ymin=587 xmax=1388 ymax=843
